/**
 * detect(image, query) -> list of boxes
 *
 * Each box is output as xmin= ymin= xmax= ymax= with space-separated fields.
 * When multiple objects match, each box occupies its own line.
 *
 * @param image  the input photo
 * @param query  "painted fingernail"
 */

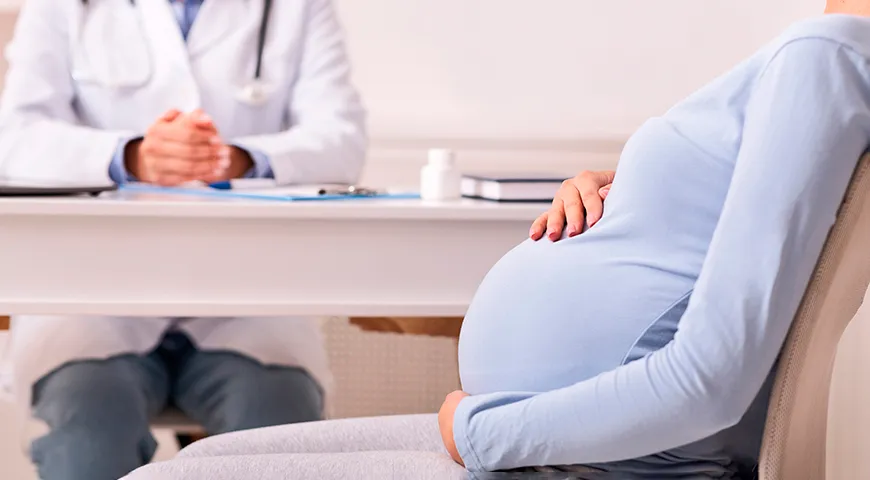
xmin=529 ymin=227 xmax=537 ymax=237
xmin=600 ymin=187 xmax=610 ymax=196
xmin=567 ymin=224 xmax=577 ymax=236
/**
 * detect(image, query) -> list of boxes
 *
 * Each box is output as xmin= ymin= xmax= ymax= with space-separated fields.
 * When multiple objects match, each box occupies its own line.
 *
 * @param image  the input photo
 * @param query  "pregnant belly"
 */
xmin=458 ymin=238 xmax=692 ymax=395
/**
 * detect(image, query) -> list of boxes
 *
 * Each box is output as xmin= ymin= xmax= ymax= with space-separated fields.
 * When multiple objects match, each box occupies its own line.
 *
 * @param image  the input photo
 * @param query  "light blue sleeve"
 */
xmin=452 ymin=39 xmax=870 ymax=472
xmin=107 ymin=136 xmax=142 ymax=184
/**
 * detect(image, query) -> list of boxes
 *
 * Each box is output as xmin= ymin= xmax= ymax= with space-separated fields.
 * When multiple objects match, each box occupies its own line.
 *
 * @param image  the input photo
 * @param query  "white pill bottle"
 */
xmin=420 ymin=149 xmax=461 ymax=201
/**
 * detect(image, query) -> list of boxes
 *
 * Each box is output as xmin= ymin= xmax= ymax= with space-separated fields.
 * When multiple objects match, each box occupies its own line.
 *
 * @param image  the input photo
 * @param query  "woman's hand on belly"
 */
xmin=439 ymin=390 xmax=470 ymax=466
xmin=530 ymin=170 xmax=614 ymax=242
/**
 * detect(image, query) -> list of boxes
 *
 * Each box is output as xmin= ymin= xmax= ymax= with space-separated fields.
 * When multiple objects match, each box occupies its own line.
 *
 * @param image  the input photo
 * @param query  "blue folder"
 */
xmin=118 ymin=184 xmax=420 ymax=202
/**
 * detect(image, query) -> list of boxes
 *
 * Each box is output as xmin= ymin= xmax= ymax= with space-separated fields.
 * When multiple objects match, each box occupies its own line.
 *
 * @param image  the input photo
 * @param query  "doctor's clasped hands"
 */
xmin=125 ymin=109 xmax=253 ymax=185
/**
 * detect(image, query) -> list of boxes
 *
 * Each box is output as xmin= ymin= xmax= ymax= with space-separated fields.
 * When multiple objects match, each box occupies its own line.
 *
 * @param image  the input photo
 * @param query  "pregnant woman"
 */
xmin=127 ymin=4 xmax=870 ymax=479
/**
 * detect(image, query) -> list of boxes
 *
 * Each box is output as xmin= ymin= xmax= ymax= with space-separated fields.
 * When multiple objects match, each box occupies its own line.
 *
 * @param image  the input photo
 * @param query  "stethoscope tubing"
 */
xmin=79 ymin=0 xmax=272 ymax=83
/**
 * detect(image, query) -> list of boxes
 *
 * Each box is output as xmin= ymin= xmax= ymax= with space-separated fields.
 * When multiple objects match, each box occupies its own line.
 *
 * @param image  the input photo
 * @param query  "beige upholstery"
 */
xmin=759 ymin=153 xmax=870 ymax=480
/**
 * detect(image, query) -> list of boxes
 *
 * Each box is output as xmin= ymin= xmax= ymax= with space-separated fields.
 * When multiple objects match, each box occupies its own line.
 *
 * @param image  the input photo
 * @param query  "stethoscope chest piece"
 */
xmin=236 ymin=81 xmax=272 ymax=107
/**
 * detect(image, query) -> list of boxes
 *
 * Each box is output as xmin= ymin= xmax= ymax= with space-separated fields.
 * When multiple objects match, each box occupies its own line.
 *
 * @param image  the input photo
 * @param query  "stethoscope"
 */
xmin=79 ymin=0 xmax=274 ymax=106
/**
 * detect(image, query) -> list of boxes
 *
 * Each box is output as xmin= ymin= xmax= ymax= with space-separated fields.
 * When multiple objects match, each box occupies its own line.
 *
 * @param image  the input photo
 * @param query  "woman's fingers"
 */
xmin=572 ymin=179 xmax=603 ymax=227
xmin=560 ymin=180 xmax=586 ymax=237
xmin=575 ymin=171 xmax=615 ymax=226
xmin=530 ymin=212 xmax=549 ymax=240
xmin=529 ymin=170 xmax=616 ymax=241
xmin=546 ymin=197 xmax=566 ymax=241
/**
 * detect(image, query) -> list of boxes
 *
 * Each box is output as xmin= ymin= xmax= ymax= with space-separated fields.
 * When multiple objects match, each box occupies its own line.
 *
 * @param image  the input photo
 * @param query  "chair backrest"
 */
xmin=759 ymin=153 xmax=870 ymax=480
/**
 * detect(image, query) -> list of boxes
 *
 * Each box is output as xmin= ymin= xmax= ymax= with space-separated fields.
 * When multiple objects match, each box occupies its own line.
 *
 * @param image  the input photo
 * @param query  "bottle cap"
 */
xmin=427 ymin=148 xmax=455 ymax=168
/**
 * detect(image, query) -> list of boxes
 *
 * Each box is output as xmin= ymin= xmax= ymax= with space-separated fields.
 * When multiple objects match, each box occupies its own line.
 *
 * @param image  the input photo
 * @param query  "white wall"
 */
xmin=0 ymin=1 xmax=827 ymax=141
xmin=333 ymin=0 xmax=825 ymax=183
xmin=336 ymin=0 xmax=823 ymax=140
xmin=829 ymin=309 xmax=870 ymax=480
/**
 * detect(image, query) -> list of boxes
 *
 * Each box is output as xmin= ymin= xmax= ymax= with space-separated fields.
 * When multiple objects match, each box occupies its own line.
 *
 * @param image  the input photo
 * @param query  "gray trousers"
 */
xmin=30 ymin=331 xmax=323 ymax=480
xmin=125 ymin=414 xmax=608 ymax=479
xmin=125 ymin=414 xmax=469 ymax=480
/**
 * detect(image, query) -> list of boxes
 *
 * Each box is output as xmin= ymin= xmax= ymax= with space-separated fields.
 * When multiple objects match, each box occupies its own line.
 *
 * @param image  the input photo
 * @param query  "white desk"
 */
xmin=0 ymin=192 xmax=543 ymax=317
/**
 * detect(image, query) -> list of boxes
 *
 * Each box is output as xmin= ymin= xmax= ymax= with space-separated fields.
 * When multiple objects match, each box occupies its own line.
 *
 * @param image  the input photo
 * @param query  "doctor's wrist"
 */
xmin=123 ymin=139 xmax=145 ymax=179
xmin=225 ymin=146 xmax=255 ymax=179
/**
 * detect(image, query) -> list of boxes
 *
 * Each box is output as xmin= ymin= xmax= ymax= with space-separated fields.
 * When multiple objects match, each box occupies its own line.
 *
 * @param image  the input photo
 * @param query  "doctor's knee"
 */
xmin=31 ymin=355 xmax=165 ymax=426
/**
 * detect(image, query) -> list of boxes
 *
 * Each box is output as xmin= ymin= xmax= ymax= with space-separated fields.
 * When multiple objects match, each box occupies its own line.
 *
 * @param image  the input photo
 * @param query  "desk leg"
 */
xmin=349 ymin=317 xmax=463 ymax=339
xmin=0 ymin=316 xmax=8 ymax=330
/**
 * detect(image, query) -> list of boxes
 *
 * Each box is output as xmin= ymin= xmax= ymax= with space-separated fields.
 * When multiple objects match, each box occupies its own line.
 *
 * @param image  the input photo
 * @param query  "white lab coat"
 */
xmin=0 ymin=0 xmax=367 ymax=414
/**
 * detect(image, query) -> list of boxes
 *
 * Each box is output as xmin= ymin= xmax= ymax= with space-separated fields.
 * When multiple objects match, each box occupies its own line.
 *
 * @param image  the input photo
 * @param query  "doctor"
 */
xmin=0 ymin=1 xmax=365 ymax=479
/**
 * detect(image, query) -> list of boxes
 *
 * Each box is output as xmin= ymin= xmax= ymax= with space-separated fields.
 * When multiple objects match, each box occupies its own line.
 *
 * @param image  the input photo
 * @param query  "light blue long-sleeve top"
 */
xmin=455 ymin=14 xmax=870 ymax=476
xmin=108 ymin=0 xmax=272 ymax=183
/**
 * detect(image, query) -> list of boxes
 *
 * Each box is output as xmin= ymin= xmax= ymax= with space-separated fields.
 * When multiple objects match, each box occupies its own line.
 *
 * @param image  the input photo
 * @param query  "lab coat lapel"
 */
xmin=135 ymin=0 xmax=202 ymax=111
xmin=186 ymin=0 xmax=254 ymax=58
xmin=137 ymin=0 xmax=190 ymax=75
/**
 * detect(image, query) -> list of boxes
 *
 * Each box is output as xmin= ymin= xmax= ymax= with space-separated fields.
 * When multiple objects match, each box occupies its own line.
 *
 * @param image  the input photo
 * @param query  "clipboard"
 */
xmin=0 ymin=177 xmax=118 ymax=197
xmin=118 ymin=183 xmax=420 ymax=202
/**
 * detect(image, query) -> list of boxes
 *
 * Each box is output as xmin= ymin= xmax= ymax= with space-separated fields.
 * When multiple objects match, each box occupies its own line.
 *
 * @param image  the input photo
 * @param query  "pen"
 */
xmin=207 ymin=178 xmax=277 ymax=190
xmin=208 ymin=181 xmax=233 ymax=190
xmin=317 ymin=185 xmax=381 ymax=196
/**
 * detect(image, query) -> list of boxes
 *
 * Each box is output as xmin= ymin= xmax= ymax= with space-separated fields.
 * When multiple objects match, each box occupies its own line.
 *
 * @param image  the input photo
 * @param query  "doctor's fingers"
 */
xmin=183 ymin=109 xmax=219 ymax=132
xmin=146 ymin=122 xmax=218 ymax=145
xmin=155 ymin=174 xmax=205 ymax=187
xmin=150 ymin=156 xmax=221 ymax=181
xmin=146 ymin=140 xmax=226 ymax=162
xmin=160 ymin=109 xmax=183 ymax=122
xmin=152 ymin=170 xmax=211 ymax=187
